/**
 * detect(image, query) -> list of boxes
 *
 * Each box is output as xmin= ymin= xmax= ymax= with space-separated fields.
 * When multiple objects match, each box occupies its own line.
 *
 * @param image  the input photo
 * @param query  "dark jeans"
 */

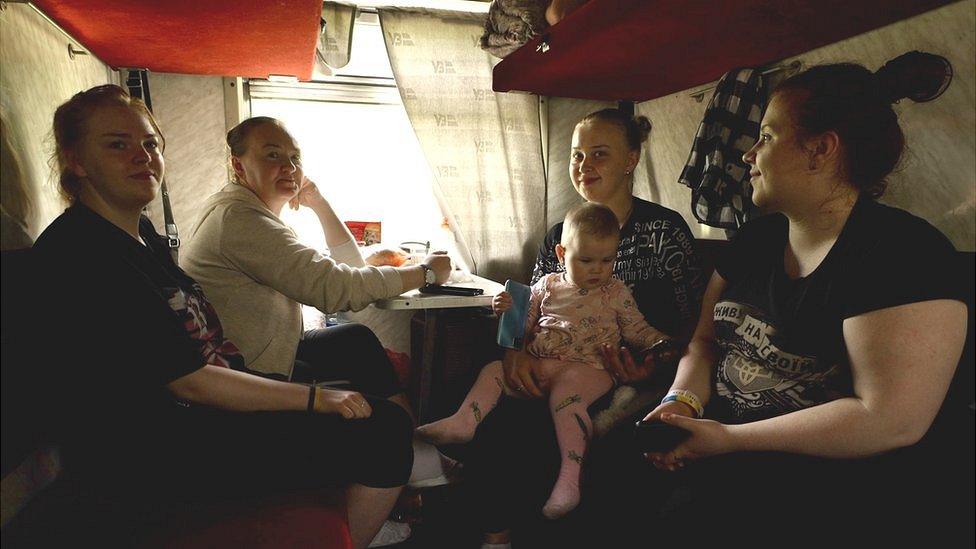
xmin=292 ymin=323 xmax=403 ymax=399
xmin=462 ymin=395 xmax=672 ymax=546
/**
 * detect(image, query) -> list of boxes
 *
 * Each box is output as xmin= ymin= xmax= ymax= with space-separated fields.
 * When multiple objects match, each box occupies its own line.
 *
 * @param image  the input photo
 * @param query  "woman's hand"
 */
xmin=492 ymin=291 xmax=512 ymax=315
xmin=641 ymin=399 xmax=696 ymax=424
xmin=288 ymin=177 xmax=327 ymax=211
xmin=600 ymin=344 xmax=655 ymax=385
xmin=640 ymin=400 xmax=696 ymax=471
xmin=314 ymin=388 xmax=373 ymax=419
xmin=422 ymin=252 xmax=452 ymax=284
xmin=502 ymin=348 xmax=546 ymax=398
xmin=644 ymin=412 xmax=736 ymax=471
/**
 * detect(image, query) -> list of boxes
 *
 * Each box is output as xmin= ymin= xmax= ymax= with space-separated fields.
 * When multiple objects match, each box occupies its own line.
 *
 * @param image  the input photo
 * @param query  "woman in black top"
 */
xmin=642 ymin=62 xmax=968 ymax=542
xmin=29 ymin=85 xmax=411 ymax=549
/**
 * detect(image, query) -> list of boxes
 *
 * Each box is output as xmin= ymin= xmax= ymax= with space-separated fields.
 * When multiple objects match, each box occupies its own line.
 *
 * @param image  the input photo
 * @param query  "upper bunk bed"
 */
xmin=491 ymin=0 xmax=958 ymax=101
xmin=30 ymin=0 xmax=323 ymax=80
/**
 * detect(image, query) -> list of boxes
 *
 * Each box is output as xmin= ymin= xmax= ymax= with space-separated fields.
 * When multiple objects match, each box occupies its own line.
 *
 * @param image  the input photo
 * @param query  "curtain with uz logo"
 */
xmin=377 ymin=7 xmax=546 ymax=283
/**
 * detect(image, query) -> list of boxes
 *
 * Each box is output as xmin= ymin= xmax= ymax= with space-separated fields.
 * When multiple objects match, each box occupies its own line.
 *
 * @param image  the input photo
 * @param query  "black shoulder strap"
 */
xmin=125 ymin=69 xmax=180 ymax=262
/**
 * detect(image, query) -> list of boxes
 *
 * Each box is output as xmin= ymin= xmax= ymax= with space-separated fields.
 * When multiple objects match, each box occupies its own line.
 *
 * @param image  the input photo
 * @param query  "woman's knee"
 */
xmin=355 ymin=399 xmax=414 ymax=483
xmin=335 ymin=322 xmax=383 ymax=349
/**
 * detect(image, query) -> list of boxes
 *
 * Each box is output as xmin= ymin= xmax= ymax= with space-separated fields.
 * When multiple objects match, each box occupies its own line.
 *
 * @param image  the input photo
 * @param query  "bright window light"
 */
xmin=331 ymin=15 xmax=394 ymax=79
xmin=249 ymin=12 xmax=442 ymax=255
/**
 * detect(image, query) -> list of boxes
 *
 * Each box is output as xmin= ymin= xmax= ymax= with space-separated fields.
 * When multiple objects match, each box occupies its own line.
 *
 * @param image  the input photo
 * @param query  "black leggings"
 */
xmin=68 ymin=401 xmax=413 ymax=497
xmin=461 ymin=396 xmax=657 ymax=546
xmin=292 ymin=323 xmax=403 ymax=399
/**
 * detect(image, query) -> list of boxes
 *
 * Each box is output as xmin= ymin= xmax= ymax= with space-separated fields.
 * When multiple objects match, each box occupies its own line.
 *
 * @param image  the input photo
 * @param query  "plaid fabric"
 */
xmin=679 ymin=68 xmax=766 ymax=230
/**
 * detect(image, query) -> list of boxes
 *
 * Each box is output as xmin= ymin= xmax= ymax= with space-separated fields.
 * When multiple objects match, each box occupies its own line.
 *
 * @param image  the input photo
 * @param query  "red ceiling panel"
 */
xmin=492 ymin=0 xmax=957 ymax=101
xmin=32 ymin=0 xmax=322 ymax=80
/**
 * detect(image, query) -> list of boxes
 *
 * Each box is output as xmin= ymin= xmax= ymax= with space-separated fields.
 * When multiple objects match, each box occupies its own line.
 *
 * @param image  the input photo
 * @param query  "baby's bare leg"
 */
xmin=416 ymin=360 xmax=507 ymax=445
xmin=543 ymin=361 xmax=613 ymax=519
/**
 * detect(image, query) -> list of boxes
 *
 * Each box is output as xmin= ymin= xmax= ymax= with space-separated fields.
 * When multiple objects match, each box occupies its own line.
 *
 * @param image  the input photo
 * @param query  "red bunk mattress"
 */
xmin=32 ymin=0 xmax=322 ymax=80
xmin=492 ymin=0 xmax=957 ymax=101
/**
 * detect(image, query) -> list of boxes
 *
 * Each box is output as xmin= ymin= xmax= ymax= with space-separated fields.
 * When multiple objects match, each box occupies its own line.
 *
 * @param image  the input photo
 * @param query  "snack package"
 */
xmin=344 ymin=221 xmax=382 ymax=246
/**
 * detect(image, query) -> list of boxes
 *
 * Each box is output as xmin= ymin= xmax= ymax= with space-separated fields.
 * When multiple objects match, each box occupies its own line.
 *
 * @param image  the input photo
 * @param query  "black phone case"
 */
xmin=633 ymin=420 xmax=691 ymax=453
xmin=418 ymin=284 xmax=484 ymax=296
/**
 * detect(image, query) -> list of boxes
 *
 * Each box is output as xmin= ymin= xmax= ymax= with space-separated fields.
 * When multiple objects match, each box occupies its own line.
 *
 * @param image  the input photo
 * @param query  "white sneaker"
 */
xmin=408 ymin=440 xmax=459 ymax=488
xmin=367 ymin=520 xmax=411 ymax=547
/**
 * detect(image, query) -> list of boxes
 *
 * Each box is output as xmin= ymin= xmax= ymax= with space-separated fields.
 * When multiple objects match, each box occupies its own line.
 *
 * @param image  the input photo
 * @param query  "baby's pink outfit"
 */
xmin=521 ymin=273 xmax=666 ymax=518
xmin=416 ymin=273 xmax=667 ymax=520
xmin=526 ymin=273 xmax=664 ymax=365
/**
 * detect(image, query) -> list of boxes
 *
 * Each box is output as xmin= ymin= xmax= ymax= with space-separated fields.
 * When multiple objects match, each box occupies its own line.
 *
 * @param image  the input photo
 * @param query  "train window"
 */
xmin=248 ymin=10 xmax=442 ymax=252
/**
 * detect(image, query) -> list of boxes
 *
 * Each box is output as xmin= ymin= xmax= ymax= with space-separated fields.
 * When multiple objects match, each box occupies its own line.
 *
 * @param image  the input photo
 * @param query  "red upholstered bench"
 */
xmin=138 ymin=491 xmax=352 ymax=549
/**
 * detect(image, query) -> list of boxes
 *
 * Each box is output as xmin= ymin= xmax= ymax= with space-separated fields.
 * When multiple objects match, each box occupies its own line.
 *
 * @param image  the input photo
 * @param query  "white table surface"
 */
xmin=372 ymin=274 xmax=504 ymax=310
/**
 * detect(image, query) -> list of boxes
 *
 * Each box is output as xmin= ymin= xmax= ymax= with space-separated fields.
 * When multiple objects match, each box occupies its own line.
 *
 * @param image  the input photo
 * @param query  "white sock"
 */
xmin=409 ymin=439 xmax=446 ymax=483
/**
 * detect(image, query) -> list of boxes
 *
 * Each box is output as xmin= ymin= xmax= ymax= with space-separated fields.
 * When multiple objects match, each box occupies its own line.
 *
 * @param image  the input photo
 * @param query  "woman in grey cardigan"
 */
xmin=183 ymin=117 xmax=450 ymax=407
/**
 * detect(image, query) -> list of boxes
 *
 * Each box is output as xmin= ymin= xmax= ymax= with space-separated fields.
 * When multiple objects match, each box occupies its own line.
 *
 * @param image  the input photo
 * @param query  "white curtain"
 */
xmin=377 ymin=7 xmax=547 ymax=283
xmin=315 ymin=2 xmax=358 ymax=77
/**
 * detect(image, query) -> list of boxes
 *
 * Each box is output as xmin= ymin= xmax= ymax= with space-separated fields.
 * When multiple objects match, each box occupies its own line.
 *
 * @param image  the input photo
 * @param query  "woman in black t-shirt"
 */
xmin=30 ymin=85 xmax=411 ymax=549
xmin=640 ymin=60 xmax=968 ymax=540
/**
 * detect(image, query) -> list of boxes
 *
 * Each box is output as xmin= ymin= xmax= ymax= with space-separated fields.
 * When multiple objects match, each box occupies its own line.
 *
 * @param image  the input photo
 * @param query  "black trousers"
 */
xmin=292 ymin=323 xmax=403 ymax=399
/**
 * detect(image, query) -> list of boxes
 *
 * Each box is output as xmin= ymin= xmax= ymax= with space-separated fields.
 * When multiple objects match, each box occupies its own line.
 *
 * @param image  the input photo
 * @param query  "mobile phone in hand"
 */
xmin=634 ymin=420 xmax=690 ymax=453
xmin=496 ymin=279 xmax=531 ymax=350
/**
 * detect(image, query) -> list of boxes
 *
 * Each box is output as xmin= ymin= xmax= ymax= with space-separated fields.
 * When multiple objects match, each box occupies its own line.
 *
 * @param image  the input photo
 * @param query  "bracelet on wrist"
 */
xmin=661 ymin=388 xmax=704 ymax=418
xmin=307 ymin=385 xmax=317 ymax=413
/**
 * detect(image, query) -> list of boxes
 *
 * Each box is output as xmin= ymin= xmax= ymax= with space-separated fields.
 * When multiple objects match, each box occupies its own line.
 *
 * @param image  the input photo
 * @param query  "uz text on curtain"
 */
xmin=377 ymin=7 xmax=546 ymax=283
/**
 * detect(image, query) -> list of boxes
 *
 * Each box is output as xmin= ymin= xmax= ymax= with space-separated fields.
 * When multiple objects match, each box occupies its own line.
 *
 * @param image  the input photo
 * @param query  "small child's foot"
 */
xmin=415 ymin=415 xmax=476 ymax=445
xmin=542 ymin=484 xmax=580 ymax=520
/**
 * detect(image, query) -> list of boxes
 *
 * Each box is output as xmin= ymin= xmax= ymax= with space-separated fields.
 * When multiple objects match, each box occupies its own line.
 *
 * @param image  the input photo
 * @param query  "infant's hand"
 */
xmin=492 ymin=291 xmax=512 ymax=315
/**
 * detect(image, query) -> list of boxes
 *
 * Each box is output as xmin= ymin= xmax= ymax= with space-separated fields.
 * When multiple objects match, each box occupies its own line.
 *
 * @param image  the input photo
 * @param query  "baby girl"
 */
xmin=417 ymin=202 xmax=672 ymax=519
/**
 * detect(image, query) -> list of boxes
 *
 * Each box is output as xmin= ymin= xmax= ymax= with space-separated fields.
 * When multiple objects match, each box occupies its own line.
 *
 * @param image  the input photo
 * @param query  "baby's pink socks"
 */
xmin=416 ymin=360 xmax=506 ymax=445
xmin=542 ymin=367 xmax=612 ymax=519
xmin=543 ymin=403 xmax=588 ymax=519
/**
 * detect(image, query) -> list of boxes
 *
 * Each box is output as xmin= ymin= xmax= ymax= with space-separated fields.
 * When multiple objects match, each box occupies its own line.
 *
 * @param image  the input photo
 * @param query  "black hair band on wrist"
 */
xmin=307 ymin=385 xmax=317 ymax=413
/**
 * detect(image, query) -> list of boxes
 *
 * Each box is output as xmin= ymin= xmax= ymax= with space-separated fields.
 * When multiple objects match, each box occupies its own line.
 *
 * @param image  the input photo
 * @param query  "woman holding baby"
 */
xmin=452 ymin=108 xmax=707 ymax=548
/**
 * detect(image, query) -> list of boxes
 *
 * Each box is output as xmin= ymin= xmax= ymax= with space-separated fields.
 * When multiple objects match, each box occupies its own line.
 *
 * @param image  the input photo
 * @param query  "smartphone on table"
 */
xmin=418 ymin=284 xmax=484 ymax=296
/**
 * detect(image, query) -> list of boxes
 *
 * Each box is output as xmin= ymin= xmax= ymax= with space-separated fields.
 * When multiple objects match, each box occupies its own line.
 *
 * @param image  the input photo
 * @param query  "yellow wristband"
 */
xmin=661 ymin=389 xmax=704 ymax=418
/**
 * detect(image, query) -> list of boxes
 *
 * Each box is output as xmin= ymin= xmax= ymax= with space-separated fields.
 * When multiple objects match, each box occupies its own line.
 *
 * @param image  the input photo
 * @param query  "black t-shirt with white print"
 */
xmin=532 ymin=197 xmax=706 ymax=338
xmin=30 ymin=204 xmax=243 ymax=435
xmin=711 ymin=198 xmax=961 ymax=424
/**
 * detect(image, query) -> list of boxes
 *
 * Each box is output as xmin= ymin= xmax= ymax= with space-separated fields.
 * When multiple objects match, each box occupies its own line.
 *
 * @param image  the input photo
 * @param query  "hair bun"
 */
xmin=634 ymin=115 xmax=652 ymax=143
xmin=874 ymin=51 xmax=953 ymax=104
